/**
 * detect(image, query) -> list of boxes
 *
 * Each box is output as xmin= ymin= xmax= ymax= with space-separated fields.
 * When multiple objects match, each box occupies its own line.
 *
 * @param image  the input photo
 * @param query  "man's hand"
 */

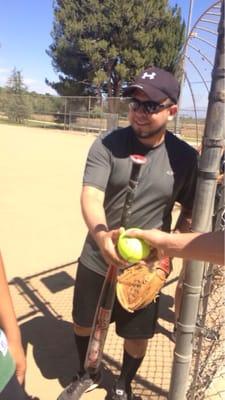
xmin=96 ymin=227 xmax=129 ymax=268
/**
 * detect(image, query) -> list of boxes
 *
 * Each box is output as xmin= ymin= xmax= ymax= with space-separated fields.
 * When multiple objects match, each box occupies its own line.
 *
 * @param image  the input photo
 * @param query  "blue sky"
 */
xmin=0 ymin=0 xmax=221 ymax=109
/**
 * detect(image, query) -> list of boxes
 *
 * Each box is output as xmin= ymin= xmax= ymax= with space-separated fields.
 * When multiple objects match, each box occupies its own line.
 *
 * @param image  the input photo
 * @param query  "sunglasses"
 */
xmin=129 ymin=98 xmax=172 ymax=114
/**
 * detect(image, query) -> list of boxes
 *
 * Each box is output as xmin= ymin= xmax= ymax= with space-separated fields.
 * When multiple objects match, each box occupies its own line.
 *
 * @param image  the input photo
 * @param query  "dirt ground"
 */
xmin=1 ymin=123 xmax=224 ymax=400
xmin=0 ymin=124 xmax=95 ymax=280
xmin=0 ymin=123 xmax=197 ymax=280
xmin=0 ymin=123 xmax=180 ymax=400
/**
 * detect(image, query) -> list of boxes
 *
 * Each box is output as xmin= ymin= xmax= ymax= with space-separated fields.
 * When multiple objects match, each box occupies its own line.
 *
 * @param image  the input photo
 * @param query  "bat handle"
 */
xmin=121 ymin=154 xmax=147 ymax=228
xmin=84 ymin=154 xmax=147 ymax=374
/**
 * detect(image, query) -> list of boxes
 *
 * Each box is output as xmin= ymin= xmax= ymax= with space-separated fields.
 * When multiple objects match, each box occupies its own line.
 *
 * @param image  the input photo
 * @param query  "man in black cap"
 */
xmin=57 ymin=66 xmax=198 ymax=400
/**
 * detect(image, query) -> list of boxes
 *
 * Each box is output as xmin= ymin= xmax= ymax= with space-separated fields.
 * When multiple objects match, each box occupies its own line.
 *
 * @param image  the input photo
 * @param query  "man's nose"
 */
xmin=135 ymin=107 xmax=148 ymax=116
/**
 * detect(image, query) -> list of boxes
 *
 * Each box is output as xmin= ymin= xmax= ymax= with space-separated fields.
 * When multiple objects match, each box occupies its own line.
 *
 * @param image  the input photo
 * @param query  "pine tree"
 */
xmin=6 ymin=68 xmax=27 ymax=94
xmin=47 ymin=0 xmax=185 ymax=97
xmin=5 ymin=68 xmax=33 ymax=123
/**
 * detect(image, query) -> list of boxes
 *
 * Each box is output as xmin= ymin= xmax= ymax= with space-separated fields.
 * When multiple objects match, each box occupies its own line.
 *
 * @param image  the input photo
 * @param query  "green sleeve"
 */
xmin=0 ymin=329 xmax=15 ymax=391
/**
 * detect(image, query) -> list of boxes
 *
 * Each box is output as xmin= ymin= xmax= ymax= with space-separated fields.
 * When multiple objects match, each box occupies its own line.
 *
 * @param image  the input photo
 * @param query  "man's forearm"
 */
xmin=81 ymin=186 xmax=108 ymax=245
xmin=81 ymin=186 xmax=127 ymax=267
xmin=126 ymin=229 xmax=224 ymax=265
xmin=164 ymin=231 xmax=224 ymax=265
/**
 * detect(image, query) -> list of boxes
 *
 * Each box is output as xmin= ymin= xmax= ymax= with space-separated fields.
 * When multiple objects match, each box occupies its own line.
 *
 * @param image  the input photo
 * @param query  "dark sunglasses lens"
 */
xmin=130 ymin=99 xmax=140 ymax=111
xmin=144 ymin=103 xmax=158 ymax=113
xmin=130 ymin=99 xmax=162 ymax=113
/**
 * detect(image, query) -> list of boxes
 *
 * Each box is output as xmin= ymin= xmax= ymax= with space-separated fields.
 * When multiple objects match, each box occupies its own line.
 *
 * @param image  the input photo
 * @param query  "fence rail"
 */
xmin=187 ymin=186 xmax=225 ymax=399
xmin=0 ymin=93 xmax=206 ymax=142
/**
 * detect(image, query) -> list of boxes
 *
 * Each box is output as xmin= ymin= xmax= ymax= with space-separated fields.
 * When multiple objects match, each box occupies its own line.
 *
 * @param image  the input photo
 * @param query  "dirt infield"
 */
xmin=0 ymin=124 xmax=95 ymax=280
xmin=2 ymin=124 xmax=224 ymax=400
xmin=0 ymin=123 xmax=199 ymax=280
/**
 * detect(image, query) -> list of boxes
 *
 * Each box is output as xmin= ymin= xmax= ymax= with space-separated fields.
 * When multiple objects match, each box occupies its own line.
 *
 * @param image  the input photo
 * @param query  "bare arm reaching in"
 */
xmin=81 ymin=186 xmax=128 ymax=267
xmin=0 ymin=252 xmax=26 ymax=385
xmin=126 ymin=229 xmax=224 ymax=266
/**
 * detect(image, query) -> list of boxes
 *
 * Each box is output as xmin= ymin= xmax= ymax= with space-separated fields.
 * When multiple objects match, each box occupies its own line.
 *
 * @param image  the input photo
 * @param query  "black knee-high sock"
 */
xmin=117 ymin=350 xmax=144 ymax=392
xmin=74 ymin=333 xmax=90 ymax=375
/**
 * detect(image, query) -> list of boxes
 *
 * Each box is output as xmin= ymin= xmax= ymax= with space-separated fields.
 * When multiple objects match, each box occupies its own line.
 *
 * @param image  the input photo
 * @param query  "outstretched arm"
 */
xmin=126 ymin=229 xmax=224 ymax=266
xmin=81 ymin=186 xmax=128 ymax=267
xmin=0 ymin=252 xmax=26 ymax=384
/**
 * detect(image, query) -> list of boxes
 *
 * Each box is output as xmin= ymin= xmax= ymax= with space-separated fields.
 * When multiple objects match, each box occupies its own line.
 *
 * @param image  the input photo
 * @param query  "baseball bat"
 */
xmin=84 ymin=154 xmax=147 ymax=375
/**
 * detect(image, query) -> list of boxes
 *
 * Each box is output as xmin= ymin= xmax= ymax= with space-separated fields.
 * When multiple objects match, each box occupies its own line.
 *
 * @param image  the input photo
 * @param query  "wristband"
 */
xmin=94 ymin=224 xmax=109 ymax=234
xmin=157 ymin=256 xmax=171 ymax=276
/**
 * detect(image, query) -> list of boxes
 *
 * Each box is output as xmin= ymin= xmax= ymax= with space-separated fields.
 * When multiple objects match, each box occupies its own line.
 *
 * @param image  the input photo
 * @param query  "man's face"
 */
xmin=128 ymin=90 xmax=177 ymax=139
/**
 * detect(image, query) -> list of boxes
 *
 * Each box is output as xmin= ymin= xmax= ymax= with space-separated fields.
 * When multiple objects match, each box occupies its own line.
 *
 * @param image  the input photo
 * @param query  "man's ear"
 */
xmin=168 ymin=105 xmax=178 ymax=121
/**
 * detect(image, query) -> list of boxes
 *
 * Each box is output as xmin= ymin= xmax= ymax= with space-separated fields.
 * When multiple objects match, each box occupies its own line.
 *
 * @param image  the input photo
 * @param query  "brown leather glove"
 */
xmin=116 ymin=257 xmax=169 ymax=313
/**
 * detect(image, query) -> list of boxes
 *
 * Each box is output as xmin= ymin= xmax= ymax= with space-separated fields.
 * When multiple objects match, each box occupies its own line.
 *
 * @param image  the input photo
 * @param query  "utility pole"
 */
xmin=169 ymin=1 xmax=224 ymax=398
xmin=175 ymin=0 xmax=194 ymax=135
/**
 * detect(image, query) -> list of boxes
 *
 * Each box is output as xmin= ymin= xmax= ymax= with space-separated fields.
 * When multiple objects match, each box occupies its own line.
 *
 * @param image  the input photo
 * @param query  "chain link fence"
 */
xmin=0 ymin=92 xmax=206 ymax=144
xmin=187 ymin=182 xmax=225 ymax=399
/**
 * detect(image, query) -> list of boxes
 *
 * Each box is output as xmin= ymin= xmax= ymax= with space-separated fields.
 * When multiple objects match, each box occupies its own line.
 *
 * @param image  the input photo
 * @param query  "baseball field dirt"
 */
xmin=1 ymin=123 xmax=223 ymax=400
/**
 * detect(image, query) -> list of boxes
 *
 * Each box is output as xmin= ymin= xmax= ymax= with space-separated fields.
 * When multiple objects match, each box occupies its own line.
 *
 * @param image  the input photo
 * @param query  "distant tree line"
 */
xmin=0 ymin=68 xmax=64 ymax=124
xmin=0 ymin=68 xmax=32 ymax=123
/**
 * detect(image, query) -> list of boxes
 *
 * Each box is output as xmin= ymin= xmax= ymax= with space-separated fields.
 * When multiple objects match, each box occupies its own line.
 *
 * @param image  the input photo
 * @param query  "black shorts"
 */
xmin=72 ymin=262 xmax=159 ymax=339
xmin=0 ymin=373 xmax=27 ymax=400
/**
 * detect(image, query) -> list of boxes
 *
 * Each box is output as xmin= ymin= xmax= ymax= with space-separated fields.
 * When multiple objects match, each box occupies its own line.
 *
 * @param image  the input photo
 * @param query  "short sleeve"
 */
xmin=176 ymin=154 xmax=198 ymax=210
xmin=83 ymin=136 xmax=111 ymax=191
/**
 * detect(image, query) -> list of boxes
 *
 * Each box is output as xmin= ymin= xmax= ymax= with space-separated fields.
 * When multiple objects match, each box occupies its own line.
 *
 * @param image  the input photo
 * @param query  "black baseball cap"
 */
xmin=123 ymin=66 xmax=180 ymax=104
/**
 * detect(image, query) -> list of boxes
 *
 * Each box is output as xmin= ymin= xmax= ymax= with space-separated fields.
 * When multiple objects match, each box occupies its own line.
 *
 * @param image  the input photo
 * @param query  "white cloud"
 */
xmin=24 ymin=78 xmax=37 ymax=86
xmin=25 ymin=79 xmax=57 ymax=95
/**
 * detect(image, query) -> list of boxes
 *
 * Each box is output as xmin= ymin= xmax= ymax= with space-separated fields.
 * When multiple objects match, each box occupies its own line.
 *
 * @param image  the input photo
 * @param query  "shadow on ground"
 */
xmin=156 ymin=292 xmax=175 ymax=341
xmin=21 ymin=316 xmax=78 ymax=387
xmin=12 ymin=267 xmax=79 ymax=388
xmin=10 ymin=265 xmax=176 ymax=399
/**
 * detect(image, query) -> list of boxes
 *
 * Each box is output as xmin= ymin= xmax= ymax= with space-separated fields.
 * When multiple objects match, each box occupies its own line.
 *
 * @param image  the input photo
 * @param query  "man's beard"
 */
xmin=131 ymin=122 xmax=167 ymax=139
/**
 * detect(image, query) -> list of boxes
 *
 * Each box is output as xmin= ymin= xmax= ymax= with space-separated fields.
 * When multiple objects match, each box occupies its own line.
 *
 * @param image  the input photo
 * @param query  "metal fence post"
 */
xmin=64 ymin=97 xmax=67 ymax=130
xmin=106 ymin=113 xmax=118 ymax=132
xmin=168 ymin=1 xmax=225 ymax=399
xmin=175 ymin=0 xmax=194 ymax=135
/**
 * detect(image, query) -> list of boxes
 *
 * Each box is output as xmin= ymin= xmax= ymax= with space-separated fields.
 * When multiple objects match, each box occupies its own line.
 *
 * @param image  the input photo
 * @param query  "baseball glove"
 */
xmin=116 ymin=260 xmax=167 ymax=313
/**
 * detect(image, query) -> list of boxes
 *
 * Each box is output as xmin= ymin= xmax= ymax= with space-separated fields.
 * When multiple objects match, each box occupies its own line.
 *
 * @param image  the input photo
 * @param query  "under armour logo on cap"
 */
xmin=142 ymin=72 xmax=156 ymax=80
xmin=123 ymin=66 xmax=180 ymax=104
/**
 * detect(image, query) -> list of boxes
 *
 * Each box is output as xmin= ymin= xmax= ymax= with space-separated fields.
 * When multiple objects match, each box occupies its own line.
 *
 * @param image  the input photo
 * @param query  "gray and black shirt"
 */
xmin=80 ymin=126 xmax=198 ymax=275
